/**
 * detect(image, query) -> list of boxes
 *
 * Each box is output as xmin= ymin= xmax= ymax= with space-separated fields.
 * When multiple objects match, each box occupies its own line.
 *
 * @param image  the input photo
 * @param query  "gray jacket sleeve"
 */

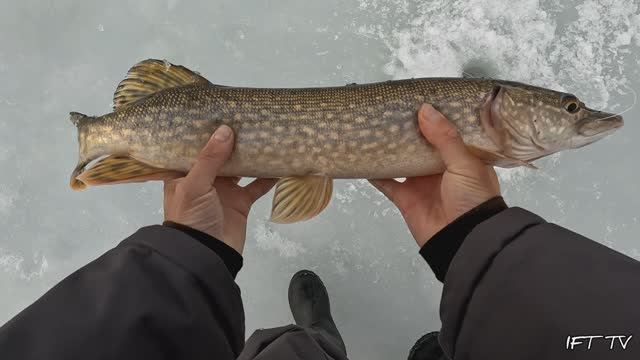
xmin=0 ymin=225 xmax=245 ymax=360
xmin=438 ymin=207 xmax=640 ymax=359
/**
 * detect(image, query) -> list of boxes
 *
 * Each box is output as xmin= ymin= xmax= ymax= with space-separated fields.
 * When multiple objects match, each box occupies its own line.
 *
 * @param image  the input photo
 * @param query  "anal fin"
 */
xmin=270 ymin=176 xmax=333 ymax=224
xmin=75 ymin=155 xmax=185 ymax=187
xmin=468 ymin=145 xmax=538 ymax=169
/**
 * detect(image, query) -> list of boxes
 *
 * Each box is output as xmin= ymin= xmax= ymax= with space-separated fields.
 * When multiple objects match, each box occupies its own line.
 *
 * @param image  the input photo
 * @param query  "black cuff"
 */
xmin=162 ymin=221 xmax=243 ymax=279
xmin=419 ymin=196 xmax=508 ymax=282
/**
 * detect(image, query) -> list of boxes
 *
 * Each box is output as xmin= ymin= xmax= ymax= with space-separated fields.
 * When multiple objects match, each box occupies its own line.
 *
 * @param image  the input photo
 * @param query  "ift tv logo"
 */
xmin=566 ymin=335 xmax=632 ymax=351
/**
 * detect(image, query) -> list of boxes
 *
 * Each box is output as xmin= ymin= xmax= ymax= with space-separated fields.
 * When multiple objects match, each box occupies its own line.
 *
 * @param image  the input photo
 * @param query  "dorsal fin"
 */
xmin=113 ymin=59 xmax=211 ymax=110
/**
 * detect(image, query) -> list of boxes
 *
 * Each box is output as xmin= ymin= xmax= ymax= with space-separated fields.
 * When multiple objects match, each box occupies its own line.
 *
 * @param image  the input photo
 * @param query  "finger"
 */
xmin=215 ymin=176 xmax=242 ymax=187
xmin=183 ymin=125 xmax=235 ymax=195
xmin=163 ymin=178 xmax=179 ymax=194
xmin=243 ymin=178 xmax=278 ymax=203
xmin=163 ymin=179 xmax=179 ymax=217
xmin=418 ymin=104 xmax=479 ymax=170
xmin=163 ymin=187 xmax=173 ymax=207
xmin=368 ymin=179 xmax=402 ymax=202
xmin=404 ymin=174 xmax=441 ymax=188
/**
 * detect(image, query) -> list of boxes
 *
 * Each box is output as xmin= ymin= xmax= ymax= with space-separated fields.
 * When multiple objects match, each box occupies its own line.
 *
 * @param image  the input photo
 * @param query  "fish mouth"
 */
xmin=572 ymin=110 xmax=624 ymax=148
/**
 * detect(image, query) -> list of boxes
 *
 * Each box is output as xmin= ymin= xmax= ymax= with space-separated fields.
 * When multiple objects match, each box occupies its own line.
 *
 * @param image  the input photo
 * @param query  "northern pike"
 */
xmin=69 ymin=59 xmax=623 ymax=223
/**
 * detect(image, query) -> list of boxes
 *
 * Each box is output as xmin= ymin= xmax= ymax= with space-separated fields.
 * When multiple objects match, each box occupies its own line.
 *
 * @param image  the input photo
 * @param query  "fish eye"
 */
xmin=562 ymin=96 xmax=581 ymax=114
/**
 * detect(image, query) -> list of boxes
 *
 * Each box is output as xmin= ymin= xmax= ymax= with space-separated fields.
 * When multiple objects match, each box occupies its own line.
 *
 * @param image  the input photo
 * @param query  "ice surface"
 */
xmin=0 ymin=0 xmax=639 ymax=358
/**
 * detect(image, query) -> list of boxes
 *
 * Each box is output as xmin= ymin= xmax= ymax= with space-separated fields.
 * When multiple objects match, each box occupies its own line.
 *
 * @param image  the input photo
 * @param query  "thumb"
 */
xmin=183 ymin=125 xmax=235 ymax=195
xmin=368 ymin=179 xmax=403 ymax=203
xmin=418 ymin=104 xmax=478 ymax=171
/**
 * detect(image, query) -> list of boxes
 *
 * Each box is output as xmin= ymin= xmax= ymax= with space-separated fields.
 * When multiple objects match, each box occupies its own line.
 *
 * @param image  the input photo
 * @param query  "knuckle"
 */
xmin=441 ymin=125 xmax=461 ymax=141
xmin=198 ymin=151 xmax=220 ymax=163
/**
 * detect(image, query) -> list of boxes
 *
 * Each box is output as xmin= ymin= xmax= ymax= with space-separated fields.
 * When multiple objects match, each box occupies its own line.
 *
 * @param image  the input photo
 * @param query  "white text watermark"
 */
xmin=566 ymin=335 xmax=632 ymax=350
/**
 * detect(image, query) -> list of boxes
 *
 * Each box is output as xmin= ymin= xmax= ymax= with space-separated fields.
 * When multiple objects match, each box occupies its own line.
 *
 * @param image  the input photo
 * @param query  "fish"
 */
xmin=69 ymin=59 xmax=624 ymax=223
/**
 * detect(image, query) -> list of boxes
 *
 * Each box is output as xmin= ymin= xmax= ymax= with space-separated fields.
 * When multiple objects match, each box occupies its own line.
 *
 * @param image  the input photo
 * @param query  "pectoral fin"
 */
xmin=75 ymin=155 xmax=185 ymax=187
xmin=270 ymin=176 xmax=333 ymax=224
xmin=468 ymin=145 xmax=538 ymax=169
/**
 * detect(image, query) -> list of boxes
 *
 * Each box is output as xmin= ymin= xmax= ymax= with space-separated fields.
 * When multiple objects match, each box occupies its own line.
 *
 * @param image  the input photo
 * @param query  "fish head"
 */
xmin=486 ymin=83 xmax=624 ymax=162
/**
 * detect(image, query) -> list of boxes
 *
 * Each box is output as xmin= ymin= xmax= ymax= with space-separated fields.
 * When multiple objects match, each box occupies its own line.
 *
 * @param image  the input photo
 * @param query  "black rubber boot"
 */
xmin=408 ymin=331 xmax=446 ymax=360
xmin=288 ymin=270 xmax=347 ymax=355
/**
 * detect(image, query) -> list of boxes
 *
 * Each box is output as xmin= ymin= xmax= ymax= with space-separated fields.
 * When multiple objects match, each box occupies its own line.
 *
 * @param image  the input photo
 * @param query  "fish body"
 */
xmin=78 ymin=79 xmax=499 ymax=179
xmin=70 ymin=59 xmax=623 ymax=223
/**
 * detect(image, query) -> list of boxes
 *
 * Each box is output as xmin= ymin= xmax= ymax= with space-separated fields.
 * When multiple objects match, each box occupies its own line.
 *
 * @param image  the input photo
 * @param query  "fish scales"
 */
xmin=80 ymin=79 xmax=496 ymax=180
xmin=69 ymin=59 xmax=623 ymax=223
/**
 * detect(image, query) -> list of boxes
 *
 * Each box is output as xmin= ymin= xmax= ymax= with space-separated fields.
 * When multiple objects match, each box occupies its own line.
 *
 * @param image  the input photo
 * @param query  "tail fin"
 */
xmin=69 ymin=111 xmax=93 ymax=190
xmin=69 ymin=112 xmax=91 ymax=127
xmin=70 ymin=161 xmax=89 ymax=191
